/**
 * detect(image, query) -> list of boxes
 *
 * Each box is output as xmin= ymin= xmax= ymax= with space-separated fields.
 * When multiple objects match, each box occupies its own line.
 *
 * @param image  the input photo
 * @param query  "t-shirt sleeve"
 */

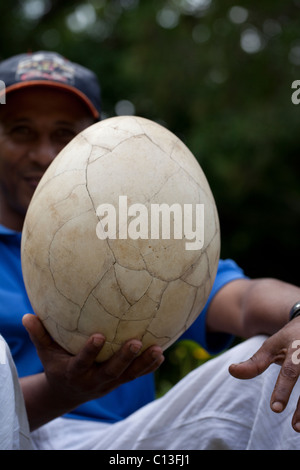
xmin=181 ymin=258 xmax=248 ymax=354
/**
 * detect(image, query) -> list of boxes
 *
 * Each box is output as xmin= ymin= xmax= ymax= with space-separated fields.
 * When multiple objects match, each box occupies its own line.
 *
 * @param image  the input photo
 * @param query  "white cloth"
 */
xmin=31 ymin=335 xmax=300 ymax=450
xmin=0 ymin=336 xmax=33 ymax=450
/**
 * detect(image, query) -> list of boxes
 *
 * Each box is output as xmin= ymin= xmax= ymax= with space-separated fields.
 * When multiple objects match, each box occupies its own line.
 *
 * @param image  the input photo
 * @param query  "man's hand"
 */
xmin=229 ymin=318 xmax=300 ymax=433
xmin=21 ymin=313 xmax=164 ymax=430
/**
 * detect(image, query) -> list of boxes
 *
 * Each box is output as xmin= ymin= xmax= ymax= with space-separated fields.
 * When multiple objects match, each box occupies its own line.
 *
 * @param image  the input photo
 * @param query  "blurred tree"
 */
xmin=2 ymin=0 xmax=298 ymax=283
xmin=1 ymin=0 xmax=299 ymax=386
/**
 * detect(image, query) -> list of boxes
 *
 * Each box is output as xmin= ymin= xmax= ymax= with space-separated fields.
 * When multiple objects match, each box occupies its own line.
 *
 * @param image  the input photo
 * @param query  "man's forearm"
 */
xmin=241 ymin=278 xmax=300 ymax=337
xmin=206 ymin=277 xmax=300 ymax=339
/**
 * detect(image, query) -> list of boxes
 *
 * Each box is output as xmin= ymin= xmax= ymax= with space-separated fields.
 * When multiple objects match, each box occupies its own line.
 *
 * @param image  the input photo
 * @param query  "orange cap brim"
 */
xmin=1 ymin=80 xmax=100 ymax=120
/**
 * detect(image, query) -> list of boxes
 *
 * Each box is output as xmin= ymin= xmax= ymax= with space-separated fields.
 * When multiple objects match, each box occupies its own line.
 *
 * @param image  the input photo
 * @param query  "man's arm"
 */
xmin=206 ymin=277 xmax=300 ymax=432
xmin=206 ymin=277 xmax=300 ymax=338
xmin=21 ymin=314 xmax=164 ymax=432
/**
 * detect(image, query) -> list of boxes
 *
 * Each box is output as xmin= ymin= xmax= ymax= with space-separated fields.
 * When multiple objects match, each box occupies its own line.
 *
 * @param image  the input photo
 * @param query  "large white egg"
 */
xmin=21 ymin=116 xmax=220 ymax=361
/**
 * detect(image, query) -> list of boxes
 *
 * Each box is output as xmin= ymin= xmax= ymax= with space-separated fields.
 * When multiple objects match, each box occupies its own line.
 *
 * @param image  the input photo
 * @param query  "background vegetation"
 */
xmin=1 ymin=0 xmax=299 ymax=391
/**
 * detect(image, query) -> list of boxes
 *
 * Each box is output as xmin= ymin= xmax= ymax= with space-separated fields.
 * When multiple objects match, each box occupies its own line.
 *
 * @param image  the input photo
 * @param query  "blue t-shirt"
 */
xmin=0 ymin=224 xmax=247 ymax=423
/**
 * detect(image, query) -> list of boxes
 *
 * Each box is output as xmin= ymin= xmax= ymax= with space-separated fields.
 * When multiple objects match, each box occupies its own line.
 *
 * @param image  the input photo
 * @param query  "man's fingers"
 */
xmin=229 ymin=347 xmax=273 ymax=379
xmin=103 ymin=342 xmax=164 ymax=382
xmin=23 ymin=313 xmax=165 ymax=387
xmin=72 ymin=334 xmax=106 ymax=371
xmin=229 ymin=333 xmax=288 ymax=380
xmin=122 ymin=345 xmax=165 ymax=380
xmin=270 ymin=356 xmax=300 ymax=415
xmin=229 ymin=335 xmax=300 ymax=429
xmin=292 ymin=397 xmax=300 ymax=432
xmin=102 ymin=340 xmax=144 ymax=379
xmin=22 ymin=313 xmax=53 ymax=349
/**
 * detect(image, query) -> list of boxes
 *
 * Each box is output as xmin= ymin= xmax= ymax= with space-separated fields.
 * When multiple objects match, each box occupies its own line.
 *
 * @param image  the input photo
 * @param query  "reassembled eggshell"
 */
xmin=21 ymin=116 xmax=220 ymax=361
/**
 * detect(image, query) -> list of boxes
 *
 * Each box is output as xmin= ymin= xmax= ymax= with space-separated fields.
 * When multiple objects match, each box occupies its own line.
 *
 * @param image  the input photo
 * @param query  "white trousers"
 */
xmin=30 ymin=335 xmax=300 ymax=450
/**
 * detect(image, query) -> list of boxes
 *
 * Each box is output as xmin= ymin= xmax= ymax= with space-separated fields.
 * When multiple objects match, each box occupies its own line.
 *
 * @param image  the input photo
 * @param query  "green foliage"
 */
xmin=155 ymin=340 xmax=213 ymax=397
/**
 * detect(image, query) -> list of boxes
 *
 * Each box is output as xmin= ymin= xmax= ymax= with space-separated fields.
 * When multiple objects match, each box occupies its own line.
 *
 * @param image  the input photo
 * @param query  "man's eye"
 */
xmin=11 ymin=126 xmax=31 ymax=136
xmin=8 ymin=125 xmax=34 ymax=142
xmin=55 ymin=128 xmax=76 ymax=142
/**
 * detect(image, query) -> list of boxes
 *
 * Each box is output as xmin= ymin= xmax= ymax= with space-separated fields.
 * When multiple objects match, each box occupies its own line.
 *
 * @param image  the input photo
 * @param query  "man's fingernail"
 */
xmin=151 ymin=350 xmax=163 ymax=360
xmin=130 ymin=343 xmax=142 ymax=354
xmin=93 ymin=335 xmax=105 ymax=347
xmin=272 ymin=401 xmax=284 ymax=412
xmin=293 ymin=422 xmax=300 ymax=432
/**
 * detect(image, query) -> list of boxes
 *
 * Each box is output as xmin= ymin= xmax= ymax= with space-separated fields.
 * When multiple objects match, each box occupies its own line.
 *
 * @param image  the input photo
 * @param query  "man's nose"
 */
xmin=28 ymin=137 xmax=57 ymax=167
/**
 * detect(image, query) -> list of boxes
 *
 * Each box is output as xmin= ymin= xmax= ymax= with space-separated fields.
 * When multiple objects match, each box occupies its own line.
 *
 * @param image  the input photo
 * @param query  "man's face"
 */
xmin=0 ymin=87 xmax=95 ymax=230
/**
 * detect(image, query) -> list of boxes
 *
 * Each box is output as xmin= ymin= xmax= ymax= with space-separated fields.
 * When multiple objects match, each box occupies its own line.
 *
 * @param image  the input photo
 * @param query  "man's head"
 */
xmin=0 ymin=51 xmax=101 ymax=120
xmin=0 ymin=51 xmax=101 ymax=231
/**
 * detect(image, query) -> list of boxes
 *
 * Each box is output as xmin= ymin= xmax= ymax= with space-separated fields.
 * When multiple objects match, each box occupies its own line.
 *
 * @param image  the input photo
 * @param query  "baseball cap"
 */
xmin=0 ymin=51 xmax=101 ymax=120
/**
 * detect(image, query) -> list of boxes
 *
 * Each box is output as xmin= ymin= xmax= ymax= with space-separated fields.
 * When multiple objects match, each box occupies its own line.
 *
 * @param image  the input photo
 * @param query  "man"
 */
xmin=0 ymin=51 xmax=300 ymax=450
